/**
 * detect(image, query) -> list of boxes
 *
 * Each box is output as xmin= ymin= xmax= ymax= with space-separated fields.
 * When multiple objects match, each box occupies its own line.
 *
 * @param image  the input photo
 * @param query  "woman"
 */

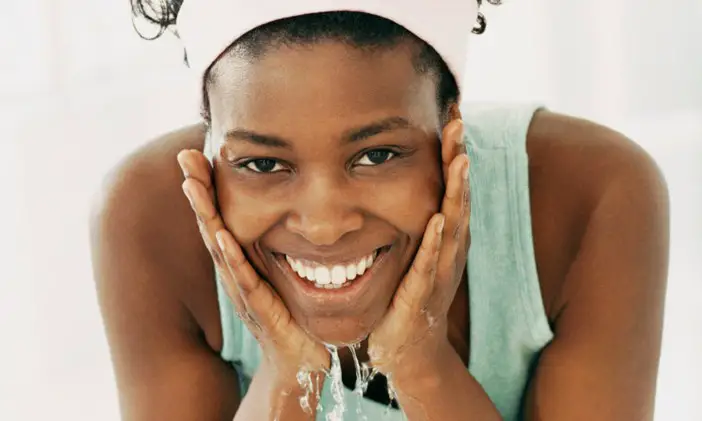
xmin=90 ymin=1 xmax=670 ymax=420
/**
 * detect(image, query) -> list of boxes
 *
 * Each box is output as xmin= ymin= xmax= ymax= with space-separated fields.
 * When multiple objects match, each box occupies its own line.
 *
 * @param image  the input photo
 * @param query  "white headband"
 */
xmin=176 ymin=0 xmax=478 ymax=90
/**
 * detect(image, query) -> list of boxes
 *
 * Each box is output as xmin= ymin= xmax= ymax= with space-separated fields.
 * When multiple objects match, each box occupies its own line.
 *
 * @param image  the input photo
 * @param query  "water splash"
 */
xmin=295 ymin=341 xmax=400 ymax=420
xmin=315 ymin=370 xmax=323 ymax=413
xmin=348 ymin=343 xmax=379 ymax=421
xmin=385 ymin=374 xmax=399 ymax=416
xmin=296 ymin=369 xmax=314 ymax=414
xmin=324 ymin=344 xmax=345 ymax=421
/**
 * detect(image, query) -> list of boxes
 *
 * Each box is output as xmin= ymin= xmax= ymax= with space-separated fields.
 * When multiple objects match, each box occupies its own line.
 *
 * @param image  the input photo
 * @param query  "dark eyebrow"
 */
xmin=224 ymin=129 xmax=292 ymax=149
xmin=224 ymin=116 xmax=412 ymax=148
xmin=343 ymin=116 xmax=412 ymax=143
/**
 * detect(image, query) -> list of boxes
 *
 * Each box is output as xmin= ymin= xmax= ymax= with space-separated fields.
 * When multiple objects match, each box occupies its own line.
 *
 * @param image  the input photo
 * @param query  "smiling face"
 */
xmin=207 ymin=40 xmax=446 ymax=345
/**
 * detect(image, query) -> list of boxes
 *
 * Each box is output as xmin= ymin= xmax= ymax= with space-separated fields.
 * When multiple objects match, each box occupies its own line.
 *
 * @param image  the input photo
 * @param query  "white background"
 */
xmin=0 ymin=1 xmax=700 ymax=420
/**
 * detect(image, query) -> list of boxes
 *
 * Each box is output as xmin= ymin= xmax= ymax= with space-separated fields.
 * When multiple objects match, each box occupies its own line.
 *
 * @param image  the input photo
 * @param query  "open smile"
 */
xmin=272 ymin=245 xmax=392 ymax=300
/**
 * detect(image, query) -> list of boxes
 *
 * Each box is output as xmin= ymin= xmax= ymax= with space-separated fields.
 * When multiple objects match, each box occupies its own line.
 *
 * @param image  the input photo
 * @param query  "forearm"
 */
xmin=234 ymin=362 xmax=323 ymax=421
xmin=393 ymin=346 xmax=502 ymax=421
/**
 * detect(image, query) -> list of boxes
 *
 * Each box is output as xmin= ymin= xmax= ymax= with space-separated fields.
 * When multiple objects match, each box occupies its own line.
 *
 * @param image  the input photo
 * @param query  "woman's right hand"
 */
xmin=176 ymin=149 xmax=330 ymax=391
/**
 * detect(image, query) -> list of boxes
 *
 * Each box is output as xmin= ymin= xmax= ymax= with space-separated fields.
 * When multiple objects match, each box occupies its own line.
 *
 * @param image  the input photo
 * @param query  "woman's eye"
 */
xmin=356 ymin=149 xmax=396 ymax=167
xmin=244 ymin=158 xmax=285 ymax=173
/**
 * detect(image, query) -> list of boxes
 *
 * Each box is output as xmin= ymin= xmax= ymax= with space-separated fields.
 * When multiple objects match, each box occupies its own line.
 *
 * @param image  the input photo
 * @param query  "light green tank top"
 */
xmin=213 ymin=103 xmax=554 ymax=421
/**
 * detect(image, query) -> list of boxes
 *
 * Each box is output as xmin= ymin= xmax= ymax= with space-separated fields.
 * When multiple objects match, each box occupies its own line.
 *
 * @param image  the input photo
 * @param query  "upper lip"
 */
xmin=275 ymin=247 xmax=384 ymax=266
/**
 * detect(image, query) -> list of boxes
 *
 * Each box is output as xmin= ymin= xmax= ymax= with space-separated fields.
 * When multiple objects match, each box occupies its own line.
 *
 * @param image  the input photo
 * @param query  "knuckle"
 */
xmin=242 ymin=312 xmax=262 ymax=332
xmin=269 ymin=310 xmax=283 ymax=330
xmin=411 ymin=259 xmax=428 ymax=277
xmin=446 ymin=186 xmax=460 ymax=201
xmin=229 ymin=251 xmax=248 ymax=270
xmin=241 ymin=275 xmax=263 ymax=297
xmin=452 ymin=223 xmax=462 ymax=240
xmin=206 ymin=243 xmax=224 ymax=265
xmin=394 ymin=293 xmax=414 ymax=312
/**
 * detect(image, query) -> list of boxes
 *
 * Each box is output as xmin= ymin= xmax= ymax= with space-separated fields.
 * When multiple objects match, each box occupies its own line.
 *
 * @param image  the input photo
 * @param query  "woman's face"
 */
xmin=208 ymin=41 xmax=445 ymax=345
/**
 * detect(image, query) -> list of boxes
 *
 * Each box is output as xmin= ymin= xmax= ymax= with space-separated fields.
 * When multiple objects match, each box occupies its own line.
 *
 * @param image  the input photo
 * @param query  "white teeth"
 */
xmin=331 ymin=266 xmax=346 ymax=285
xmin=357 ymin=258 xmax=366 ymax=276
xmin=346 ymin=264 xmax=357 ymax=280
xmin=284 ymin=250 xmax=380 ymax=289
xmin=314 ymin=267 xmax=331 ymax=285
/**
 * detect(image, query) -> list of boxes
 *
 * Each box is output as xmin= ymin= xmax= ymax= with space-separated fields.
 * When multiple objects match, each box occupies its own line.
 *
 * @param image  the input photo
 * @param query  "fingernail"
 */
xmin=216 ymin=230 xmax=227 ymax=252
xmin=436 ymin=215 xmax=445 ymax=234
xmin=177 ymin=152 xmax=190 ymax=177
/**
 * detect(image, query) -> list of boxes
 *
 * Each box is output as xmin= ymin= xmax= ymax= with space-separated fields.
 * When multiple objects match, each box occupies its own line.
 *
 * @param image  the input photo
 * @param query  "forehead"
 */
xmin=207 ymin=41 xmax=440 ymax=133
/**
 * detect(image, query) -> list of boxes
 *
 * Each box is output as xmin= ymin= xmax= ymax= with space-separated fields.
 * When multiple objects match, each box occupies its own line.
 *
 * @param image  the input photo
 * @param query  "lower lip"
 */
xmin=273 ymin=247 xmax=391 ymax=300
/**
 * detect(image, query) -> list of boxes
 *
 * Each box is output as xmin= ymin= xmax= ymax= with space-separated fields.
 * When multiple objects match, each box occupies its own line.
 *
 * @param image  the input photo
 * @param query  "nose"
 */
xmin=285 ymin=175 xmax=363 ymax=246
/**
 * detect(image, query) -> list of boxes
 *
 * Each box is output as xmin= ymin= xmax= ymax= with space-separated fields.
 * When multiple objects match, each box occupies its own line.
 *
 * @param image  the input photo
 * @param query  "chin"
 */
xmin=298 ymin=315 xmax=380 ymax=347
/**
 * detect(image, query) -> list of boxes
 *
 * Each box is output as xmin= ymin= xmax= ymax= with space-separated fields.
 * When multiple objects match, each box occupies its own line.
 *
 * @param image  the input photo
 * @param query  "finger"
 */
xmin=177 ymin=149 xmax=213 ymax=188
xmin=441 ymin=154 xmax=469 ymax=241
xmin=441 ymin=119 xmax=465 ymax=184
xmin=182 ymin=177 xmax=227 ymax=270
xmin=216 ymin=229 xmax=292 ymax=335
xmin=203 ymin=224 xmax=258 ymax=332
xmin=215 ymin=267 xmax=259 ymax=332
xmin=178 ymin=149 xmax=219 ymax=208
xmin=182 ymin=177 xmax=221 ymax=228
xmin=431 ymin=154 xmax=470 ymax=309
xmin=211 ymin=230 xmax=264 ymax=333
xmin=392 ymin=213 xmax=445 ymax=317
xmin=178 ymin=152 xmax=268 ymax=332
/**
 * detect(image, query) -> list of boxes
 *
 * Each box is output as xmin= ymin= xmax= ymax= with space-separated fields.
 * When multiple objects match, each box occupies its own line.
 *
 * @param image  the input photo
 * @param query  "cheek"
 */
xmin=370 ymin=164 xmax=443 ymax=239
xmin=214 ymin=172 xmax=284 ymax=246
xmin=378 ymin=183 xmax=438 ymax=235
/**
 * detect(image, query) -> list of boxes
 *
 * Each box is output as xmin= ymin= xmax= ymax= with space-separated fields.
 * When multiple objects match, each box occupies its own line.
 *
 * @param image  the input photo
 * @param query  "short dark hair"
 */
xmin=130 ymin=1 xmax=495 ymax=123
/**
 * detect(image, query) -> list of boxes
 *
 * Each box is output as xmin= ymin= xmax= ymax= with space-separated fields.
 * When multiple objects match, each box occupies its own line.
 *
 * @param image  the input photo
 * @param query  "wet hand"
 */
xmin=176 ymin=150 xmax=330 ymax=385
xmin=367 ymin=120 xmax=470 ymax=384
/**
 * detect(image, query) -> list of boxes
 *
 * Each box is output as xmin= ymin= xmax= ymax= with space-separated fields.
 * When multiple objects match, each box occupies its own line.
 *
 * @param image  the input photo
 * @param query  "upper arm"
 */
xmin=524 ymin=125 xmax=670 ymax=420
xmin=89 ymin=133 xmax=241 ymax=420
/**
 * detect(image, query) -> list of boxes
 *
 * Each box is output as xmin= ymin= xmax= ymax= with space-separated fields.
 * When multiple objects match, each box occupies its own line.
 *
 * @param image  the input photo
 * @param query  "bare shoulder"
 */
xmin=91 ymin=122 xmax=223 ymax=351
xmin=527 ymin=110 xmax=665 ymax=187
xmin=526 ymin=110 xmax=668 ymax=321
xmin=89 ymin=123 xmax=242 ymax=418
xmin=522 ymin=111 xmax=669 ymax=421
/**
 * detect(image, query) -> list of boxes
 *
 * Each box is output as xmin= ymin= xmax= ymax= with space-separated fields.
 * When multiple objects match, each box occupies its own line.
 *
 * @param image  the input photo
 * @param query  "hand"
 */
xmin=176 ymin=150 xmax=330 ymax=387
xmin=367 ymin=120 xmax=470 ymax=385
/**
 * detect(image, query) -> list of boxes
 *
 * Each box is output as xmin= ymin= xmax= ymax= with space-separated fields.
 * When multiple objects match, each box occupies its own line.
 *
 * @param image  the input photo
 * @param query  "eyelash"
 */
xmin=234 ymin=148 xmax=401 ymax=174
xmin=240 ymin=158 xmax=286 ymax=174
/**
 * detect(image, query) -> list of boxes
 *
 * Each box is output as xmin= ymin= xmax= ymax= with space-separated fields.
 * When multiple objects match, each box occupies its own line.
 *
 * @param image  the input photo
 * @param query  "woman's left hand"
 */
xmin=367 ymin=119 xmax=471 ymax=386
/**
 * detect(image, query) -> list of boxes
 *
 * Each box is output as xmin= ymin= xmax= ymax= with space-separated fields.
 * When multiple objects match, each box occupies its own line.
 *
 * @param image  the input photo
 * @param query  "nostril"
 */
xmin=285 ymin=201 xmax=364 ymax=246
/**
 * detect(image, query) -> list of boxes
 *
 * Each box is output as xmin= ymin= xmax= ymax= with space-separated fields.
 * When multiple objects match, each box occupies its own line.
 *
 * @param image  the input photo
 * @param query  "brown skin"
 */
xmin=90 ymin=41 xmax=669 ymax=420
xmin=208 ymin=42 xmax=446 ymax=345
xmin=179 ymin=110 xmax=472 ymax=419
